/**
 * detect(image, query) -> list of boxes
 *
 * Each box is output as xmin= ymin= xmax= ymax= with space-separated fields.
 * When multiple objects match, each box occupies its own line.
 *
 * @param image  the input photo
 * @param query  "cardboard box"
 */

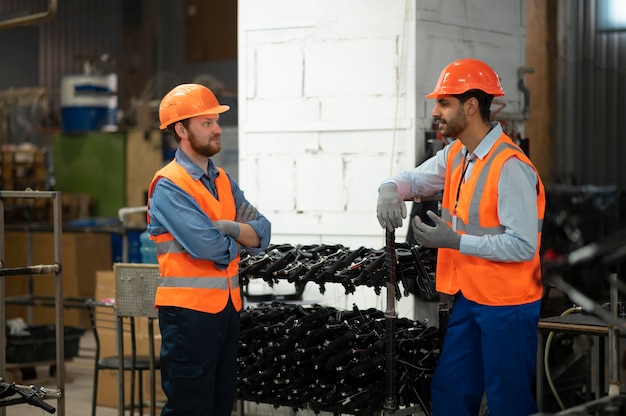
xmin=4 ymin=231 xmax=112 ymax=327
xmin=95 ymin=270 xmax=115 ymax=303
xmin=125 ymin=130 xmax=163 ymax=227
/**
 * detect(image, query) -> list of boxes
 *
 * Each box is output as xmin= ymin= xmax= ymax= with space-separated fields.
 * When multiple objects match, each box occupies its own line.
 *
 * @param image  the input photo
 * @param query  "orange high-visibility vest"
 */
xmin=147 ymin=160 xmax=241 ymax=313
xmin=437 ymin=134 xmax=545 ymax=306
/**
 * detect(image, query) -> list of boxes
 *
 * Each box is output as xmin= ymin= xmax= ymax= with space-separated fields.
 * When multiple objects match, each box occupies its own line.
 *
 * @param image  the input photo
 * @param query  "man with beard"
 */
xmin=147 ymin=84 xmax=271 ymax=415
xmin=376 ymin=59 xmax=545 ymax=416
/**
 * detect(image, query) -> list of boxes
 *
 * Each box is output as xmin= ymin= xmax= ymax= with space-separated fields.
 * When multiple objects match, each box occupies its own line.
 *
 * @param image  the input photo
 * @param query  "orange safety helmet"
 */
xmin=158 ymin=84 xmax=230 ymax=130
xmin=425 ymin=58 xmax=505 ymax=98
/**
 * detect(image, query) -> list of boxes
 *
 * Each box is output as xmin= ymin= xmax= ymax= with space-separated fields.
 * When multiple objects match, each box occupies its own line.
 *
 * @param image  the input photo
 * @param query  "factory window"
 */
xmin=597 ymin=0 xmax=626 ymax=32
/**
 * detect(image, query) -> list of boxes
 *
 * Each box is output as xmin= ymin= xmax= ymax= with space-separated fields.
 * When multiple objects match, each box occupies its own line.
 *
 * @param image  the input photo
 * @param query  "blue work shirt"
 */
xmin=383 ymin=122 xmax=540 ymax=262
xmin=148 ymin=147 xmax=271 ymax=270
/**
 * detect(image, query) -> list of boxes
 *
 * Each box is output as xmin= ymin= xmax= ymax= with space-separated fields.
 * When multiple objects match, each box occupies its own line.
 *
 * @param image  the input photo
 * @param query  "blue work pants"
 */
xmin=158 ymin=298 xmax=240 ymax=416
xmin=430 ymin=293 xmax=540 ymax=416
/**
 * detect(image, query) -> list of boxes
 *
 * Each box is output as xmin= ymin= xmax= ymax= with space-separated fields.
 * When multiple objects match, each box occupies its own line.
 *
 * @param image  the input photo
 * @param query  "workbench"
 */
xmin=536 ymin=313 xmax=626 ymax=412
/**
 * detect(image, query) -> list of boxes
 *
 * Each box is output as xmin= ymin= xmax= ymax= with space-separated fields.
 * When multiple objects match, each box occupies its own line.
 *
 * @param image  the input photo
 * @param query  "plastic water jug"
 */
xmin=139 ymin=230 xmax=158 ymax=264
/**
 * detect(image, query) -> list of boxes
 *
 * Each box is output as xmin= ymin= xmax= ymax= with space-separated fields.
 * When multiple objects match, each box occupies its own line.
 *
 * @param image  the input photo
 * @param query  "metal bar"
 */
xmin=383 ymin=230 xmax=397 ymax=415
xmin=0 ymin=190 xmax=59 ymax=199
xmin=27 ymin=221 xmax=34 ymax=325
xmin=117 ymin=315 xmax=124 ymax=416
xmin=0 ymin=178 xmax=5 ymax=416
xmin=0 ymin=0 xmax=57 ymax=30
xmin=4 ymin=294 xmax=88 ymax=308
xmin=149 ymin=319 xmax=156 ymax=416
xmin=52 ymin=191 xmax=65 ymax=416
xmin=607 ymin=273 xmax=620 ymax=396
xmin=0 ymin=264 xmax=60 ymax=277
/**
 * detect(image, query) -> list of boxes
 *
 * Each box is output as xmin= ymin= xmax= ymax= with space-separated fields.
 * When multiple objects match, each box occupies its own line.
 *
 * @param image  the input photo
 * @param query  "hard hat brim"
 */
xmin=159 ymin=104 xmax=230 ymax=130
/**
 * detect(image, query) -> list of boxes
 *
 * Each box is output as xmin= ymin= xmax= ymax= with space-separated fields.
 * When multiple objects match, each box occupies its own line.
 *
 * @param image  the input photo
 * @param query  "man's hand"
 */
xmin=412 ymin=210 xmax=461 ymax=249
xmin=376 ymin=183 xmax=407 ymax=232
xmin=213 ymin=220 xmax=241 ymax=238
xmin=236 ymin=202 xmax=258 ymax=223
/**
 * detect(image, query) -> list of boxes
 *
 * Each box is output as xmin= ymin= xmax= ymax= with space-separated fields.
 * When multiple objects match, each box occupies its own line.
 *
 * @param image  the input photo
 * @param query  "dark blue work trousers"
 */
xmin=158 ymin=298 xmax=240 ymax=416
xmin=431 ymin=292 xmax=541 ymax=416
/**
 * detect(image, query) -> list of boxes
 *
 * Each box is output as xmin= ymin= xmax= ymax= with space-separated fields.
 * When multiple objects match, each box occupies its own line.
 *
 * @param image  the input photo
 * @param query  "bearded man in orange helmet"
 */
xmin=147 ymin=84 xmax=271 ymax=415
xmin=377 ymin=59 xmax=545 ymax=416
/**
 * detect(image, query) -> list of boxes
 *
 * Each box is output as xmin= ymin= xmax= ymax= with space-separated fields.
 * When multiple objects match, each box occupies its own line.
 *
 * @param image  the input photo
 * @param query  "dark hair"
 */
xmin=454 ymin=89 xmax=493 ymax=122
xmin=166 ymin=119 xmax=190 ymax=144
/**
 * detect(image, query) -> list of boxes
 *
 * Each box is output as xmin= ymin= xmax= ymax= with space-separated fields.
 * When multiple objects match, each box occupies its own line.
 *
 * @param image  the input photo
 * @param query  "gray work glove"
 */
xmin=236 ymin=201 xmax=258 ymax=223
xmin=376 ymin=183 xmax=407 ymax=232
xmin=412 ymin=210 xmax=461 ymax=250
xmin=213 ymin=220 xmax=241 ymax=239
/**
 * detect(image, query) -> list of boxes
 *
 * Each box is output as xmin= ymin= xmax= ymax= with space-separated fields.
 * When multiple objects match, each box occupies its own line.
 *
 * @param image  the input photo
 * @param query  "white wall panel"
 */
xmin=295 ymin=154 xmax=345 ymax=212
xmin=239 ymin=0 xmax=526 ymax=315
xmin=305 ymin=39 xmax=398 ymax=97
xmin=319 ymin=96 xmax=412 ymax=125
xmin=418 ymin=0 xmax=524 ymax=36
xmin=244 ymin=132 xmax=320 ymax=155
xmin=251 ymin=154 xmax=297 ymax=212
xmin=241 ymin=0 xmax=316 ymax=29
xmin=244 ymin=98 xmax=321 ymax=126
xmin=255 ymin=44 xmax=303 ymax=98
xmin=239 ymin=0 xmax=417 ymax=249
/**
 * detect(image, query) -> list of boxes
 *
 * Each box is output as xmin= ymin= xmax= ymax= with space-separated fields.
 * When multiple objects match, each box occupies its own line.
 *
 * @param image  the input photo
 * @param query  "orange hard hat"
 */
xmin=158 ymin=84 xmax=230 ymax=129
xmin=425 ymin=59 xmax=505 ymax=98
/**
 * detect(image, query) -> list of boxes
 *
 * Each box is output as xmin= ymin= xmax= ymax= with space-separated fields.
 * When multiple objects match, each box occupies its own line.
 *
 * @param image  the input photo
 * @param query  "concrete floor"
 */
xmin=0 ymin=332 xmax=363 ymax=416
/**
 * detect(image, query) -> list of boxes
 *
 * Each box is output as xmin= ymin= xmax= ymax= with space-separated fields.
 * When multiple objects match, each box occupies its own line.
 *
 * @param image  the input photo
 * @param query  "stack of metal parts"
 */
xmin=237 ymin=302 xmax=441 ymax=415
xmin=238 ymin=242 xmax=438 ymax=301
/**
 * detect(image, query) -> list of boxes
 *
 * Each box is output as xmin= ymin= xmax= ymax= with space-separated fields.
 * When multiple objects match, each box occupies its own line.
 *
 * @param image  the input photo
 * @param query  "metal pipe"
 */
xmin=0 ymin=190 xmax=59 ymax=199
xmin=51 ymin=191 xmax=66 ymax=416
xmin=0 ymin=0 xmax=58 ymax=30
xmin=117 ymin=206 xmax=147 ymax=222
xmin=383 ymin=230 xmax=397 ymax=415
xmin=0 ymin=186 xmax=5 ymax=416
xmin=607 ymin=273 xmax=621 ymax=396
xmin=0 ymin=264 xmax=60 ymax=277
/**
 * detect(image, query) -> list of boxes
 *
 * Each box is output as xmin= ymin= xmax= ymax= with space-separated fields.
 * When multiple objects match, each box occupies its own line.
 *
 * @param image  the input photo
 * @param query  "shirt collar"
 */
xmin=464 ymin=122 xmax=502 ymax=161
xmin=175 ymin=148 xmax=219 ymax=180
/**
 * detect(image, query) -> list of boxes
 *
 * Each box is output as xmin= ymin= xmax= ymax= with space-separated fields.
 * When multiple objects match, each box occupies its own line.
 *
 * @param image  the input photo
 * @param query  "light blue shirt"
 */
xmin=148 ymin=147 xmax=271 ymax=269
xmin=384 ymin=123 xmax=539 ymax=262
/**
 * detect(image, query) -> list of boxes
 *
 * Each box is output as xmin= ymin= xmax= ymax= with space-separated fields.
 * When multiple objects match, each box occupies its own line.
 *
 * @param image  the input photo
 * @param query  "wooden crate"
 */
xmin=1 ymin=145 xmax=51 ymax=223
xmin=0 ymin=146 xmax=47 ymax=185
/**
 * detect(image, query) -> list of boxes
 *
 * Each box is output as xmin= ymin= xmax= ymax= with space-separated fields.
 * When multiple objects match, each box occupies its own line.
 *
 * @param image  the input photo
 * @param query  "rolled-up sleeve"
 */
xmin=228 ymin=175 xmax=272 ymax=255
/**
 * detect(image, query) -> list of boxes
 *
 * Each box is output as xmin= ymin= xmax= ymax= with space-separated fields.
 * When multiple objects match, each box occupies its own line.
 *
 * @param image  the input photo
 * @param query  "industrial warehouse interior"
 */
xmin=1 ymin=0 xmax=626 ymax=415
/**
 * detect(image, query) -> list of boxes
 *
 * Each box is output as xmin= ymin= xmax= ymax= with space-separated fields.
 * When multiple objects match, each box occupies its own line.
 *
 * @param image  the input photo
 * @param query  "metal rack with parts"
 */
xmin=236 ymin=231 xmax=440 ymax=416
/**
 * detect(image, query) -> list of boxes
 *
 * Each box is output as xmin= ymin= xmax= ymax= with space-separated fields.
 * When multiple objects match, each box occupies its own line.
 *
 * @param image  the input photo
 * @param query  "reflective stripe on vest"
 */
xmin=159 ymin=275 xmax=240 ymax=290
xmin=155 ymin=239 xmax=186 ymax=254
xmin=436 ymin=134 xmax=546 ymax=306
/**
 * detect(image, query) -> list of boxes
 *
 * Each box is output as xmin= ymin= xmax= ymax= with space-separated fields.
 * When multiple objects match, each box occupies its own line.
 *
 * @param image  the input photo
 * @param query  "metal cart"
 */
xmin=114 ymin=263 xmax=160 ymax=416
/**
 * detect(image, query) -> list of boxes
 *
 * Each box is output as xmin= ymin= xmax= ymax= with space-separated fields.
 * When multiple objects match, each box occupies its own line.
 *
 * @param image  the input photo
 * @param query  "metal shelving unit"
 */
xmin=0 ymin=190 xmax=65 ymax=416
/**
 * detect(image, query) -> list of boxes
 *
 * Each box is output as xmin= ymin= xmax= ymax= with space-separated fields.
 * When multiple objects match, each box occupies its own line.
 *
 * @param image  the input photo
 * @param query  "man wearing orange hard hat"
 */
xmin=377 ymin=59 xmax=545 ymax=416
xmin=147 ymin=84 xmax=271 ymax=415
